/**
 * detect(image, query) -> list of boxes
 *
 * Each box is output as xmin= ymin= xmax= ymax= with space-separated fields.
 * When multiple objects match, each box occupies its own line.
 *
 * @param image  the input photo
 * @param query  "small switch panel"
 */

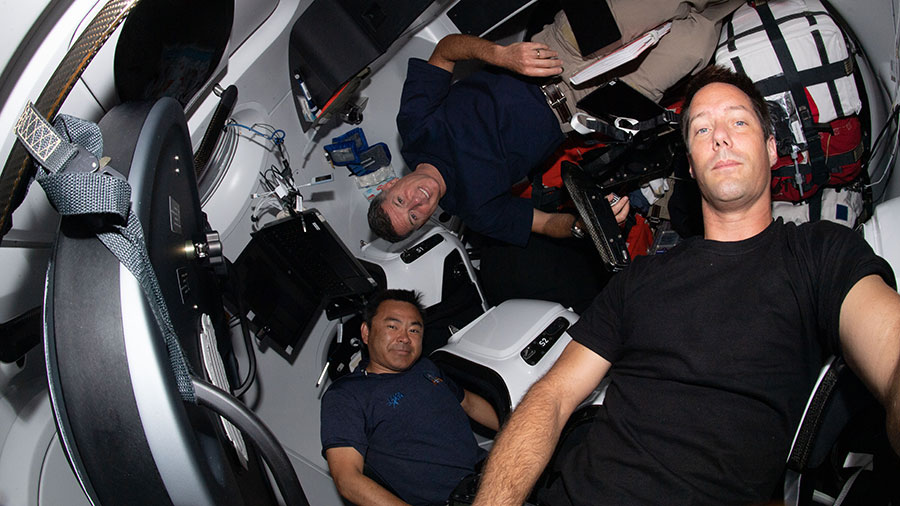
xmin=400 ymin=234 xmax=444 ymax=264
xmin=521 ymin=317 xmax=570 ymax=366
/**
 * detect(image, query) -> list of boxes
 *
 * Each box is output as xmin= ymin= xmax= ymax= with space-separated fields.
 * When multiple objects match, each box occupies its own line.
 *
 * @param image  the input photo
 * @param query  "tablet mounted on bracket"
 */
xmin=232 ymin=210 xmax=378 ymax=362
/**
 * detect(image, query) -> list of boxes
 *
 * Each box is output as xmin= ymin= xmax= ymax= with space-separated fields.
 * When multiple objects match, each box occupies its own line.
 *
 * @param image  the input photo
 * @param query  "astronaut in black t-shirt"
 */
xmin=473 ymin=66 xmax=900 ymax=505
xmin=320 ymin=289 xmax=498 ymax=506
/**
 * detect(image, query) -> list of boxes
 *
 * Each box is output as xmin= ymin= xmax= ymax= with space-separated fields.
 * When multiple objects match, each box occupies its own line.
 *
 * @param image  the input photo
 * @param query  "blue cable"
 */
xmin=228 ymin=122 xmax=285 ymax=146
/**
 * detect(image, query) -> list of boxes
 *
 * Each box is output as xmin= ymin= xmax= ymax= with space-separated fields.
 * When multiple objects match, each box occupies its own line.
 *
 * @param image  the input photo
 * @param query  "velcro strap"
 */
xmin=772 ymin=165 xmax=800 ymax=178
xmin=717 ymin=9 xmax=833 ymax=52
xmin=97 ymin=215 xmax=196 ymax=402
xmin=15 ymin=102 xmax=196 ymax=403
xmin=825 ymin=144 xmax=863 ymax=171
xmin=757 ymin=3 xmax=828 ymax=186
xmin=581 ymin=143 xmax=631 ymax=176
xmin=786 ymin=358 xmax=845 ymax=470
xmin=37 ymin=171 xmax=131 ymax=220
xmin=15 ymin=103 xmax=78 ymax=173
xmin=771 ymin=142 xmax=862 ymax=179
xmin=754 ymin=58 xmax=854 ymax=98
xmin=633 ymin=109 xmax=680 ymax=131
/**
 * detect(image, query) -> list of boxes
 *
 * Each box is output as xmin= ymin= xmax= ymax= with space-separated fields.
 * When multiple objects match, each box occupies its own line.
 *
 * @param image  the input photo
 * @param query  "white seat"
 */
xmin=360 ymin=224 xmax=487 ymax=310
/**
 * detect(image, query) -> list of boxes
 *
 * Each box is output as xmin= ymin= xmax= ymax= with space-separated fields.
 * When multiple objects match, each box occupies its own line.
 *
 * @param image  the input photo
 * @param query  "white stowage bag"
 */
xmin=714 ymin=0 xmax=861 ymax=125
xmin=772 ymin=185 xmax=863 ymax=228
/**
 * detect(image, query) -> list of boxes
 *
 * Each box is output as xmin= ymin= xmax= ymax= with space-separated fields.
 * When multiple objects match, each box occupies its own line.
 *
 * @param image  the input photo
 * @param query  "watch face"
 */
xmin=571 ymin=222 xmax=585 ymax=239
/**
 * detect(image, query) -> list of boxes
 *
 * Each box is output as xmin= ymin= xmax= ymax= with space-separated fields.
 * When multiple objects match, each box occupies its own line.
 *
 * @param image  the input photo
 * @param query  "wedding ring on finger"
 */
xmin=610 ymin=194 xmax=621 ymax=205
xmin=536 ymin=49 xmax=541 ymax=58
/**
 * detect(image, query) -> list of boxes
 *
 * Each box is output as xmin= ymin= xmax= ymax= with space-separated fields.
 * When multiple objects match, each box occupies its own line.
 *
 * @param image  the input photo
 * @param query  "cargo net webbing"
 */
xmin=563 ymin=165 xmax=630 ymax=272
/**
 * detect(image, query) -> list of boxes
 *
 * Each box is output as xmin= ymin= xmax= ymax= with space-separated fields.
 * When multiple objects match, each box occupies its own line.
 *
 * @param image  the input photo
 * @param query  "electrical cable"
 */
xmin=250 ymin=123 xmax=293 ymax=171
xmin=871 ymin=131 xmax=900 ymax=203
xmin=867 ymin=104 xmax=899 ymax=161
xmin=211 ymin=120 xmax=299 ymax=228
xmin=866 ymin=104 xmax=900 ymax=202
xmin=249 ymin=123 xmax=286 ymax=140
xmin=229 ymin=261 xmax=257 ymax=398
xmin=262 ymin=166 xmax=281 ymax=189
xmin=225 ymin=121 xmax=295 ymax=194
xmin=868 ymin=2 xmax=900 ymax=202
xmin=251 ymin=196 xmax=284 ymax=229
xmin=227 ymin=122 xmax=285 ymax=146
xmin=818 ymin=0 xmax=900 ymax=203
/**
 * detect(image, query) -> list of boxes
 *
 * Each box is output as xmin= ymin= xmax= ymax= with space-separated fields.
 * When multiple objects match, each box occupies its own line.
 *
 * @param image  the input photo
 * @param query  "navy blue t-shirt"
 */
xmin=397 ymin=58 xmax=564 ymax=246
xmin=320 ymin=358 xmax=484 ymax=505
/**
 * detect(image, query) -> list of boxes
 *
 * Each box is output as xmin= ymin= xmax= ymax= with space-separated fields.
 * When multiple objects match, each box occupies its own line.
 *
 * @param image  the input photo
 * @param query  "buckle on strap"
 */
xmin=662 ymin=109 xmax=679 ymax=125
xmin=16 ymin=102 xmax=130 ymax=225
xmin=614 ymin=116 xmax=640 ymax=136
xmin=540 ymin=83 xmax=572 ymax=122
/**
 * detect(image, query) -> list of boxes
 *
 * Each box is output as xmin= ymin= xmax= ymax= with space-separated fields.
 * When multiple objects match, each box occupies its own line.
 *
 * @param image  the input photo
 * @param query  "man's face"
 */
xmin=380 ymin=171 xmax=442 ymax=237
xmin=361 ymin=299 xmax=424 ymax=374
xmin=686 ymin=82 xmax=777 ymax=212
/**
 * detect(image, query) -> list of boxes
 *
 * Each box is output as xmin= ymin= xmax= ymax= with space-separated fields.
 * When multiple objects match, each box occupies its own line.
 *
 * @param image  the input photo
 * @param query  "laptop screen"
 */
xmin=576 ymin=79 xmax=666 ymax=123
xmin=233 ymin=210 xmax=377 ymax=359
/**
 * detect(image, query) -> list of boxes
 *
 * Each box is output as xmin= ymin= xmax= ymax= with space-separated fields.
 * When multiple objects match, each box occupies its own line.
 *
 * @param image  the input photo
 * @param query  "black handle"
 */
xmin=194 ymin=85 xmax=238 ymax=177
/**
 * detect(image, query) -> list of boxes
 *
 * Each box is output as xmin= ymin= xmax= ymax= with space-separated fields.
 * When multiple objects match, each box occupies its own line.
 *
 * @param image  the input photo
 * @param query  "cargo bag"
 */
xmin=772 ymin=181 xmax=863 ymax=228
xmin=770 ymin=115 xmax=864 ymax=202
xmin=714 ymin=0 xmax=864 ymax=203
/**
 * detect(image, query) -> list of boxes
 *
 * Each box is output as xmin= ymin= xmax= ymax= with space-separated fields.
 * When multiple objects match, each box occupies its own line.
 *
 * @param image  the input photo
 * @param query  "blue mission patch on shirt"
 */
xmin=387 ymin=391 xmax=404 ymax=408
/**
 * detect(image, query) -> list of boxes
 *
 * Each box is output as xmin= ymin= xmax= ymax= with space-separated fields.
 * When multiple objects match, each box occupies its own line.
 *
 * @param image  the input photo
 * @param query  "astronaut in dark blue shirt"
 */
xmin=321 ymin=289 xmax=498 ymax=506
xmin=368 ymin=35 xmax=629 ymax=247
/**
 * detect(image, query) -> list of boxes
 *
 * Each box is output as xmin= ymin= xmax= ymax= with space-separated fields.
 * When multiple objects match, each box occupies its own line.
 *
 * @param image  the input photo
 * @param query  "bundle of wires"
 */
xmin=251 ymin=164 xmax=300 ymax=228
xmin=866 ymin=102 xmax=900 ymax=203
xmin=228 ymin=122 xmax=289 ymax=167
xmin=207 ymin=120 xmax=299 ymax=227
xmin=853 ymin=0 xmax=900 ymax=204
xmin=200 ymin=121 xmax=293 ymax=206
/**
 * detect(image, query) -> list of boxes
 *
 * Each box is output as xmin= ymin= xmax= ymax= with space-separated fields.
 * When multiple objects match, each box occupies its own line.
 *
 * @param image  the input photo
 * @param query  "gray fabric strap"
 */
xmin=52 ymin=113 xmax=103 ymax=157
xmin=15 ymin=103 xmax=196 ymax=402
xmin=38 ymin=172 xmax=131 ymax=219
xmin=96 ymin=213 xmax=196 ymax=401
xmin=14 ymin=103 xmax=80 ymax=173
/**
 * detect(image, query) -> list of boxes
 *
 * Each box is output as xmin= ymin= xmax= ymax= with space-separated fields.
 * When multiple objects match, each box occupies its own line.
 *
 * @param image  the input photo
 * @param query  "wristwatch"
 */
xmin=571 ymin=220 xmax=585 ymax=239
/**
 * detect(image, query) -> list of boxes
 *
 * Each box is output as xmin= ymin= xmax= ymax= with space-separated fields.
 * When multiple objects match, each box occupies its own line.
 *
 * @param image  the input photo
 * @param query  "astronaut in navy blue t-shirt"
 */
xmin=367 ymin=34 xmax=630 ymax=247
xmin=321 ymin=289 xmax=499 ymax=506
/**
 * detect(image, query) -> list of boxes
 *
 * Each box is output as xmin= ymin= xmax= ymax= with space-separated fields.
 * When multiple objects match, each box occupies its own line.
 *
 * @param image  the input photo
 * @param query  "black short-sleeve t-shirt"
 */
xmin=560 ymin=219 xmax=895 ymax=505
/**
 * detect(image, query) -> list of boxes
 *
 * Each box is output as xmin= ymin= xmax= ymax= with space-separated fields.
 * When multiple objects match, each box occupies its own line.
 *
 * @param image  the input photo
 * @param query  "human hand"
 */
xmin=495 ymin=42 xmax=563 ymax=77
xmin=606 ymin=193 xmax=630 ymax=225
